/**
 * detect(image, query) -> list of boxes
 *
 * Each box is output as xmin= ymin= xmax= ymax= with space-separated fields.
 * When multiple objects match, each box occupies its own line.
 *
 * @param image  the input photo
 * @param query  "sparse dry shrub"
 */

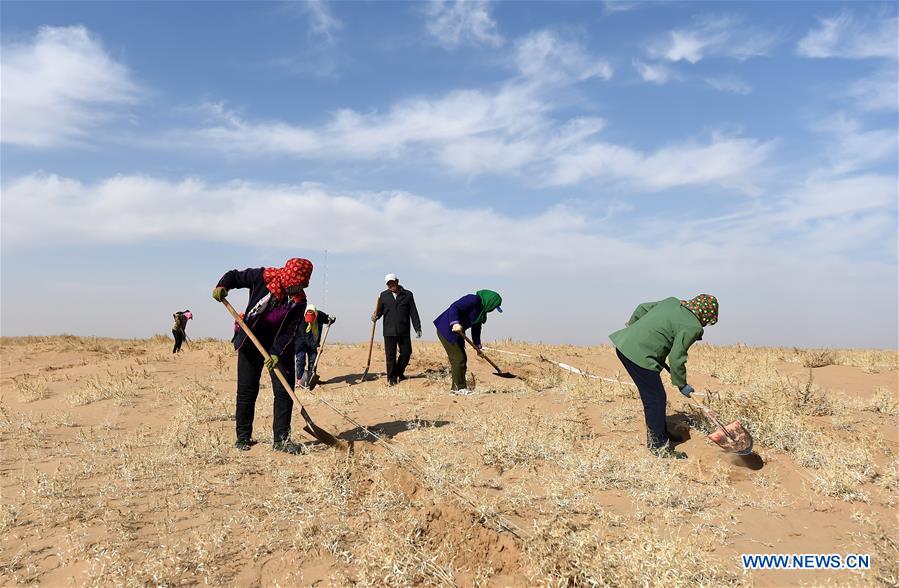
xmin=527 ymin=515 xmax=739 ymax=587
xmin=11 ymin=374 xmax=50 ymax=402
xmin=800 ymin=348 xmax=836 ymax=368
xmin=557 ymin=441 xmax=728 ymax=513
xmin=0 ymin=503 xmax=19 ymax=533
xmin=478 ymin=407 xmax=588 ymax=471
xmin=178 ymin=378 xmax=233 ymax=423
xmin=795 ymin=437 xmax=876 ymax=502
xmin=866 ymin=388 xmax=898 ymax=416
xmin=67 ymin=367 xmax=146 ymax=406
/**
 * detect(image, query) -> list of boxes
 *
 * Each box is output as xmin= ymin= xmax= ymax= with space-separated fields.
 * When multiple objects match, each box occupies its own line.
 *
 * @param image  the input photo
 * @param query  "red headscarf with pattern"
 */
xmin=264 ymin=258 xmax=313 ymax=304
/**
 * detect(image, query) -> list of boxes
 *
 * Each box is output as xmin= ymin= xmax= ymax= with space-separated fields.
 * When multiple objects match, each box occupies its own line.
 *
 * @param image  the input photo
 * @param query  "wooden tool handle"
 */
xmin=364 ymin=296 xmax=380 ymax=367
xmin=461 ymin=333 xmax=501 ymax=371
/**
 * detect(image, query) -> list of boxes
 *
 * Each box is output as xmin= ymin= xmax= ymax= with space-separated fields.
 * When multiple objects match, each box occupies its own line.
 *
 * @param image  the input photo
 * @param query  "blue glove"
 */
xmin=679 ymin=384 xmax=694 ymax=397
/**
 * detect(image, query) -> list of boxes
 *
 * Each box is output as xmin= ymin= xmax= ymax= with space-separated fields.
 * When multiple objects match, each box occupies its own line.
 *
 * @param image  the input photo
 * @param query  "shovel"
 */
xmin=303 ymin=321 xmax=332 ymax=391
xmin=663 ymin=363 xmax=753 ymax=455
xmin=358 ymin=296 xmax=380 ymax=384
xmin=220 ymin=298 xmax=348 ymax=451
xmin=461 ymin=333 xmax=516 ymax=378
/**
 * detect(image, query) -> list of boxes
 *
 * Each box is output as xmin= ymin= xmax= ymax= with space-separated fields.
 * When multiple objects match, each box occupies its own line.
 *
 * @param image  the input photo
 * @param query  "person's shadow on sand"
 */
xmin=338 ymin=419 xmax=452 ymax=442
xmin=321 ymin=372 xmax=429 ymax=385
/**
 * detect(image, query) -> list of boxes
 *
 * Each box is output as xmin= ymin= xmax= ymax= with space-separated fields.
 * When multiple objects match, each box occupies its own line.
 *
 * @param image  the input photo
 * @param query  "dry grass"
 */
xmin=11 ymin=374 xmax=49 ymax=402
xmin=1 ymin=336 xmax=896 ymax=586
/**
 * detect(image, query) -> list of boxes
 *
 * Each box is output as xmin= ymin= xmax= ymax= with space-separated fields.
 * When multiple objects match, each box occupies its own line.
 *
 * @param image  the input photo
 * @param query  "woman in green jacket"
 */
xmin=609 ymin=295 xmax=719 ymax=458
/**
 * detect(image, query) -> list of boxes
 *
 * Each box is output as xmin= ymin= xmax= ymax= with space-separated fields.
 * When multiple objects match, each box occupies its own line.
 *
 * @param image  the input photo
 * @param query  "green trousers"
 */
xmin=437 ymin=331 xmax=468 ymax=390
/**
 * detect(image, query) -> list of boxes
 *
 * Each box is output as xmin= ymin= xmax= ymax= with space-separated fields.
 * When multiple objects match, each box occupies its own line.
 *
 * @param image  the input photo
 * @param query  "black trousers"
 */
xmin=384 ymin=335 xmax=412 ymax=380
xmin=172 ymin=329 xmax=184 ymax=353
xmin=616 ymin=348 xmax=669 ymax=450
xmin=235 ymin=346 xmax=295 ymax=443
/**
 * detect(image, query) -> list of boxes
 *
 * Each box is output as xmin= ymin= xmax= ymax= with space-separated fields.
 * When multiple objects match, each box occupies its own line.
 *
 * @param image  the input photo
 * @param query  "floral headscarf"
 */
xmin=264 ymin=258 xmax=313 ymax=303
xmin=681 ymin=294 xmax=718 ymax=326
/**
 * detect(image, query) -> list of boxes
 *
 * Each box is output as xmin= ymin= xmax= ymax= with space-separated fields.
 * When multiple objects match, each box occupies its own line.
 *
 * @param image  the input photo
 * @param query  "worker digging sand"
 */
xmin=609 ymin=294 xmax=719 ymax=459
xmin=433 ymin=290 xmax=503 ymax=396
xmin=294 ymin=304 xmax=335 ymax=388
xmin=212 ymin=258 xmax=313 ymax=454
xmin=171 ymin=309 xmax=192 ymax=353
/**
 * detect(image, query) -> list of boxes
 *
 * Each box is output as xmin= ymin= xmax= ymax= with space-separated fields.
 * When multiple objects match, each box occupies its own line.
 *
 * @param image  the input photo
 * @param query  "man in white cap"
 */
xmin=373 ymin=273 xmax=422 ymax=386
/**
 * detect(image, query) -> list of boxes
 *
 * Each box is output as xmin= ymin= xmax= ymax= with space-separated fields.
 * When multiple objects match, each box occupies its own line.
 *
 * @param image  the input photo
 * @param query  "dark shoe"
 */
xmin=272 ymin=440 xmax=303 ymax=455
xmin=387 ymin=377 xmax=397 ymax=386
xmin=235 ymin=439 xmax=257 ymax=451
xmin=397 ymin=374 xmax=407 ymax=382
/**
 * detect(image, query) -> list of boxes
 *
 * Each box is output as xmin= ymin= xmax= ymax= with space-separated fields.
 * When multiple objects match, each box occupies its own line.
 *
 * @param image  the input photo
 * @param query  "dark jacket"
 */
xmin=294 ymin=310 xmax=331 ymax=350
xmin=376 ymin=286 xmax=422 ymax=337
xmin=433 ymin=294 xmax=483 ymax=346
xmin=217 ymin=267 xmax=306 ymax=357
xmin=172 ymin=312 xmax=188 ymax=333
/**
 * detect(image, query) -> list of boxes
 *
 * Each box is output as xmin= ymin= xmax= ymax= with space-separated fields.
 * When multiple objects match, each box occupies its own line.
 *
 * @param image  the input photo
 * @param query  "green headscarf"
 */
xmin=475 ymin=290 xmax=502 ymax=325
xmin=680 ymin=294 xmax=719 ymax=326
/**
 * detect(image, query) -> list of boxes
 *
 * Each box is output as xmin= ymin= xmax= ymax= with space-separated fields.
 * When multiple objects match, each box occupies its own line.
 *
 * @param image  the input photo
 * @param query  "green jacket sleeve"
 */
xmin=627 ymin=300 xmax=660 ymax=326
xmin=668 ymin=326 xmax=703 ymax=388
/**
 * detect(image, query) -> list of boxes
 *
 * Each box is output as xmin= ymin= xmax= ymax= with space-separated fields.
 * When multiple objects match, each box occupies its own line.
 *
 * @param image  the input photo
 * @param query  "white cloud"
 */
xmin=797 ymin=11 xmax=897 ymax=60
xmin=4 ymin=171 xmax=894 ymax=331
xmin=632 ymin=59 xmax=680 ymax=84
xmin=184 ymin=81 xmax=549 ymax=169
xmin=848 ymin=67 xmax=897 ymax=111
xmin=0 ymin=173 xmax=649 ymax=277
xmin=169 ymin=31 xmax=651 ymax=185
xmin=704 ymin=75 xmax=752 ymax=95
xmin=515 ymin=30 xmax=613 ymax=83
xmin=426 ymin=0 xmax=504 ymax=49
xmin=545 ymin=134 xmax=774 ymax=191
xmin=602 ymin=1 xmax=646 ymax=15
xmin=302 ymin=0 xmax=343 ymax=42
xmin=811 ymin=114 xmax=897 ymax=175
xmin=648 ymin=16 xmax=778 ymax=64
xmin=1 ymin=26 xmax=140 ymax=148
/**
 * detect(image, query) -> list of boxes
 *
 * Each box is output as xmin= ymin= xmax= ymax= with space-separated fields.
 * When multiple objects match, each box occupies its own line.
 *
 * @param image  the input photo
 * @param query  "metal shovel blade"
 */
xmin=300 ymin=406 xmax=349 ymax=451
xmin=707 ymin=419 xmax=754 ymax=455
xmin=306 ymin=373 xmax=320 ymax=390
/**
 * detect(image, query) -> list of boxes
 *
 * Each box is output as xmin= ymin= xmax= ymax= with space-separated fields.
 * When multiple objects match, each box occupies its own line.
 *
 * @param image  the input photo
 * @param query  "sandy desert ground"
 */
xmin=1 ymin=335 xmax=897 ymax=587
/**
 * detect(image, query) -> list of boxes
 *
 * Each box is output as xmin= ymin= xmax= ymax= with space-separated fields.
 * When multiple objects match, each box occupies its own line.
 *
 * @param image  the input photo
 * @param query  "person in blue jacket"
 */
xmin=433 ymin=290 xmax=502 ymax=395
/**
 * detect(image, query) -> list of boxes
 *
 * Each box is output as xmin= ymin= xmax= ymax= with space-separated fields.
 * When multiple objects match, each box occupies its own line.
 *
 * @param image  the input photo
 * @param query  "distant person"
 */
xmin=212 ymin=258 xmax=313 ymax=453
xmin=609 ymin=294 xmax=719 ymax=459
xmin=171 ymin=310 xmax=193 ymax=353
xmin=433 ymin=290 xmax=502 ymax=395
xmin=373 ymin=274 xmax=422 ymax=386
xmin=294 ymin=304 xmax=335 ymax=387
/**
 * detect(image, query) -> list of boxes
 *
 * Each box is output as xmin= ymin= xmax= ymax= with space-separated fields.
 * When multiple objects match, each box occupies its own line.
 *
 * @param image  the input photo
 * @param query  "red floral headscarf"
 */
xmin=680 ymin=294 xmax=719 ymax=326
xmin=264 ymin=258 xmax=313 ymax=303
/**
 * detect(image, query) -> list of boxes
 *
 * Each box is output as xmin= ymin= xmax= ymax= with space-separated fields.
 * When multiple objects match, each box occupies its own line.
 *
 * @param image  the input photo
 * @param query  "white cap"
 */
xmin=384 ymin=273 xmax=398 ymax=284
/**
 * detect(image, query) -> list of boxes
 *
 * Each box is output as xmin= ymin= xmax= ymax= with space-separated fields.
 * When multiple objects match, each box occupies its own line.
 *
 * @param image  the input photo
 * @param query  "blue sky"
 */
xmin=1 ymin=1 xmax=896 ymax=348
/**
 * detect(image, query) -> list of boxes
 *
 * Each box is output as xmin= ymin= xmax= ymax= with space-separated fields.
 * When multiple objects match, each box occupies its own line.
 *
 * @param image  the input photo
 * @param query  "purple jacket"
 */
xmin=433 ymin=294 xmax=483 ymax=346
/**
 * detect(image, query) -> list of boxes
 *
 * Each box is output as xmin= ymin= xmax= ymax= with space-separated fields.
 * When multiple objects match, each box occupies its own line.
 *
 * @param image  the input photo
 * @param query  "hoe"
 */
xmin=462 ymin=334 xmax=516 ymax=378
